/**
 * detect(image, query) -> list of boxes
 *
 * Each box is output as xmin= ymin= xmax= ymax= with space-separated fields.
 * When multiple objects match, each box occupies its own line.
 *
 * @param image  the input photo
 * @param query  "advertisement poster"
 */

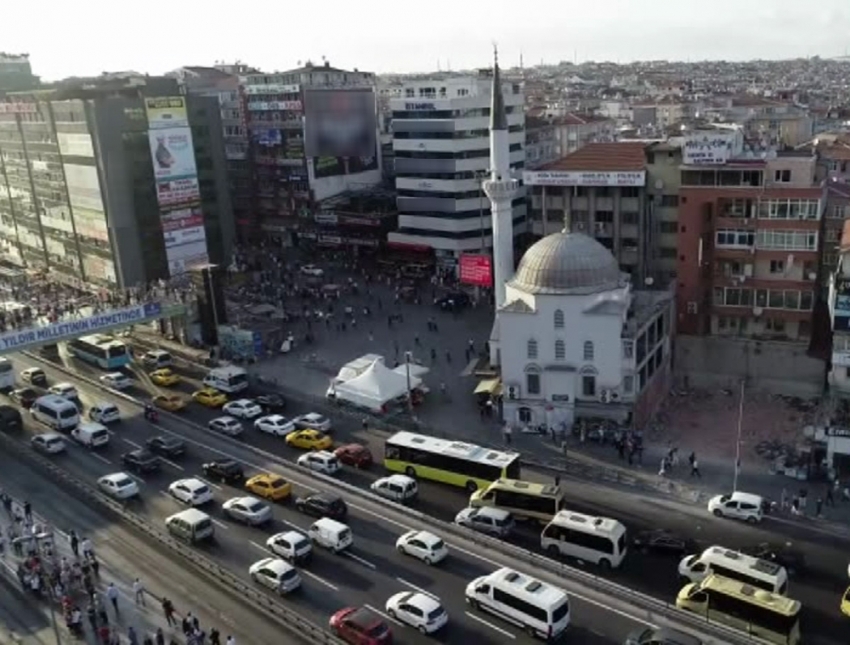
xmin=303 ymin=89 xmax=377 ymax=157
xmin=313 ymin=156 xmax=345 ymax=178
xmin=145 ymin=96 xmax=189 ymax=129
xmin=156 ymin=177 xmax=201 ymax=206
xmin=347 ymin=150 xmax=379 ymax=174
xmin=164 ymin=226 xmax=206 ymax=248
xmin=162 ymin=206 xmax=203 ymax=230
xmin=459 ymin=254 xmax=493 ymax=287
xmin=149 ymin=128 xmax=198 ymax=180
xmin=168 ymin=244 xmax=209 ymax=276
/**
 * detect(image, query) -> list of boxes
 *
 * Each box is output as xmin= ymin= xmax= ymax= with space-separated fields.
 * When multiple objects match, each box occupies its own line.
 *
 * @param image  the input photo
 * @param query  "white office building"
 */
xmin=388 ymin=72 xmax=526 ymax=268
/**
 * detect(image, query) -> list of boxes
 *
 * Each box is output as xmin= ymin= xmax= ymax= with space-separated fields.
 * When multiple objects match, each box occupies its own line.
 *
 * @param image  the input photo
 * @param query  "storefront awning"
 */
xmin=474 ymin=378 xmax=502 ymax=396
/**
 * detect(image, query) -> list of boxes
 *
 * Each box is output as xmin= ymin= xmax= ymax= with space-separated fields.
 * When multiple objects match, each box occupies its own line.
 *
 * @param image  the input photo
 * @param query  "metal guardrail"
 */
xmin=0 ymin=418 xmax=345 ymax=645
xmin=22 ymin=348 xmax=774 ymax=645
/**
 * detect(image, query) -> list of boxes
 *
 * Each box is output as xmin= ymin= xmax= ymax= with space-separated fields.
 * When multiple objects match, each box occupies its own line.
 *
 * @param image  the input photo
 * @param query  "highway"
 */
xmin=3 ymin=352 xmax=650 ymax=645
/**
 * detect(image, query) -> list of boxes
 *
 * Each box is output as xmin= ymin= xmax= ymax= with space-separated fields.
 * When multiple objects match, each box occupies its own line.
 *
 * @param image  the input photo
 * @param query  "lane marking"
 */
xmin=249 ymin=540 xmax=268 ymax=554
xmin=282 ymin=519 xmax=307 ymax=532
xmin=464 ymin=611 xmax=516 ymax=638
xmin=364 ymin=604 xmax=403 ymax=627
xmin=211 ymin=519 xmax=229 ymax=530
xmin=344 ymin=551 xmax=376 ymax=569
xmin=160 ymin=458 xmax=184 ymax=471
xmin=396 ymin=576 xmax=438 ymax=599
xmin=123 ymin=438 xmax=141 ymax=449
xmin=301 ymin=569 xmax=338 ymax=591
xmin=198 ymin=479 xmax=223 ymax=491
xmin=90 ymin=452 xmax=112 ymax=465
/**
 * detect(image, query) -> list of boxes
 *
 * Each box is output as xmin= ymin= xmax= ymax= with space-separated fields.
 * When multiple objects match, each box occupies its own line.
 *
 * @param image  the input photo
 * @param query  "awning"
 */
xmin=474 ymin=378 xmax=502 ymax=395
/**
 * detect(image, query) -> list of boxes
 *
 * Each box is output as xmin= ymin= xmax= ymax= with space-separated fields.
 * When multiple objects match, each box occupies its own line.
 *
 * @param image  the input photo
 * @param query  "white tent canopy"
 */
xmin=333 ymin=359 xmax=421 ymax=411
xmin=392 ymin=363 xmax=429 ymax=379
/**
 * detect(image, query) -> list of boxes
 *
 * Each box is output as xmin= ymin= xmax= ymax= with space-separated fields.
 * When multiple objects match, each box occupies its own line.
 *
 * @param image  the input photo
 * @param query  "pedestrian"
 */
xmin=658 ymin=456 xmax=668 ymax=477
xmin=97 ymin=601 xmax=109 ymax=627
xmin=816 ymin=497 xmax=823 ymax=518
xmin=226 ymin=636 xmax=235 ymax=645
xmin=503 ymin=424 xmax=512 ymax=446
xmin=87 ymin=603 xmax=98 ymax=632
xmin=106 ymin=581 xmax=119 ymax=613
xmin=81 ymin=537 xmax=93 ymax=559
xmin=69 ymin=530 xmax=79 ymax=557
xmin=554 ymin=474 xmax=561 ymax=488
xmin=826 ymin=485 xmax=835 ymax=507
xmin=192 ymin=615 xmax=200 ymax=632
xmin=162 ymin=597 xmax=176 ymax=626
xmin=155 ymin=628 xmax=165 ymax=645
xmin=690 ymin=457 xmax=701 ymax=478
xmin=143 ymin=635 xmax=154 ymax=645
xmin=209 ymin=628 xmax=221 ymax=645
xmin=780 ymin=488 xmax=788 ymax=511
xmin=98 ymin=625 xmax=110 ymax=645
xmin=128 ymin=626 xmax=139 ymax=645
xmin=688 ymin=451 xmax=695 ymax=468
xmin=23 ymin=500 xmax=31 ymax=522
xmin=90 ymin=554 xmax=100 ymax=578
xmin=182 ymin=613 xmax=193 ymax=636
xmin=799 ymin=488 xmax=808 ymax=511
xmin=133 ymin=577 xmax=145 ymax=605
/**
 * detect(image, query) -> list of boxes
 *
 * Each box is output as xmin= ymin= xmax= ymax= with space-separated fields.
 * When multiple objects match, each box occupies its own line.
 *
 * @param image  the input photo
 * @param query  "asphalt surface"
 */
xmin=0 ymin=570 xmax=59 ymax=645
xmin=2 ymin=351 xmax=649 ymax=645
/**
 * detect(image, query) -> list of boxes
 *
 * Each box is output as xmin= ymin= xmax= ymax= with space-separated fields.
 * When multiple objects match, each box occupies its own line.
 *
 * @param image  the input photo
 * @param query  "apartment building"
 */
xmin=241 ymin=61 xmax=381 ymax=243
xmin=823 ymin=182 xmax=850 ymax=276
xmin=676 ymin=132 xmax=823 ymax=342
xmin=525 ymin=116 xmax=560 ymax=169
xmin=524 ymin=142 xmax=656 ymax=284
xmin=387 ymin=72 xmax=526 ymax=268
xmin=828 ymin=220 xmax=850 ymax=397
xmin=645 ymin=141 xmax=684 ymax=282
xmin=526 ymin=111 xmax=615 ymax=156
xmin=0 ymin=76 xmax=234 ymax=287
xmin=0 ymin=53 xmax=39 ymax=93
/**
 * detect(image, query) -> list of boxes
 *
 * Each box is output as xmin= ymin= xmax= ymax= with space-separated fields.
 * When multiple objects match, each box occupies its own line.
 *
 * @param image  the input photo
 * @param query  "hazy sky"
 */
xmin=7 ymin=0 xmax=850 ymax=80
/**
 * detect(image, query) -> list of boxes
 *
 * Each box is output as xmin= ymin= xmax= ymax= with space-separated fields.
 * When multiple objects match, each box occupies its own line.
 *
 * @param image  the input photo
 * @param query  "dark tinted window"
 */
xmin=492 ymin=588 xmax=547 ymax=621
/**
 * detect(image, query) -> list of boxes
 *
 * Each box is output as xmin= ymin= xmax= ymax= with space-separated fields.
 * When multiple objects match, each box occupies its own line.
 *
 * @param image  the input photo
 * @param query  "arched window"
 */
xmin=524 ymin=364 xmax=541 ymax=395
xmin=554 ymin=309 xmax=565 ymax=329
xmin=554 ymin=340 xmax=565 ymax=360
xmin=583 ymin=340 xmax=595 ymax=362
xmin=580 ymin=365 xmax=598 ymax=398
xmin=527 ymin=339 xmax=538 ymax=360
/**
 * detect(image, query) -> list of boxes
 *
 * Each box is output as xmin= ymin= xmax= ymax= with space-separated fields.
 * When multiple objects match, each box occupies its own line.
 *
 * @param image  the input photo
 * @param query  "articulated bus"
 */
xmin=384 ymin=431 xmax=521 ymax=492
xmin=0 ymin=357 xmax=14 ymax=391
xmin=67 ymin=335 xmax=131 ymax=370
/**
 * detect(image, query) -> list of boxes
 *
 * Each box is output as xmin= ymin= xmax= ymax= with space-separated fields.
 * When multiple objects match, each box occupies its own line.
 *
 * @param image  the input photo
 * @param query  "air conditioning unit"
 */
xmin=753 ymin=306 xmax=763 ymax=317
xmin=599 ymin=389 xmax=612 ymax=404
xmin=609 ymin=391 xmax=621 ymax=402
xmin=506 ymin=384 xmax=521 ymax=400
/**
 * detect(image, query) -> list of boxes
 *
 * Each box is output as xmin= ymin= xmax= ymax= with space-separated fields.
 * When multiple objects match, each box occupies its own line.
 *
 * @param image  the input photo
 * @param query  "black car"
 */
xmin=11 ymin=388 xmax=39 ymax=409
xmin=740 ymin=542 xmax=806 ymax=575
xmin=295 ymin=492 xmax=347 ymax=520
xmin=632 ymin=529 xmax=698 ymax=557
xmin=435 ymin=292 xmax=470 ymax=311
xmin=146 ymin=436 xmax=186 ymax=458
xmin=122 ymin=449 xmax=161 ymax=473
xmin=202 ymin=459 xmax=245 ymax=484
xmin=256 ymin=393 xmax=285 ymax=412
xmin=21 ymin=368 xmax=47 ymax=387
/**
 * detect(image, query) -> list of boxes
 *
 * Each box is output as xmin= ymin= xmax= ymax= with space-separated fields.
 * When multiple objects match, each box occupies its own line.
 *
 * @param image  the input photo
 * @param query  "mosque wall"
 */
xmin=673 ymin=335 xmax=825 ymax=397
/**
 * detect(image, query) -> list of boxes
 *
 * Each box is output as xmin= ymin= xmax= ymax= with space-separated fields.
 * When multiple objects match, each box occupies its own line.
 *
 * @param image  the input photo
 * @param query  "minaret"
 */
xmin=483 ymin=47 xmax=520 ymax=310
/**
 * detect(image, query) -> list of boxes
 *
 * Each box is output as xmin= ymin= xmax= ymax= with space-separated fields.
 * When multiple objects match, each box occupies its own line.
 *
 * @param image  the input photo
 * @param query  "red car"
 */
xmin=334 ymin=443 xmax=373 ymax=469
xmin=329 ymin=607 xmax=392 ymax=645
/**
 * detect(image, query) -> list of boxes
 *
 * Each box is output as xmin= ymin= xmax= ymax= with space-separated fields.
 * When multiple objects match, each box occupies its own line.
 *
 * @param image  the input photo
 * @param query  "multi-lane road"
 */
xmin=2 ymin=351 xmax=660 ymax=645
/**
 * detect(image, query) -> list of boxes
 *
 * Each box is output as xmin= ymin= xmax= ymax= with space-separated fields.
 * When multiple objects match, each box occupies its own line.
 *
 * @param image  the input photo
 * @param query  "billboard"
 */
xmin=459 ymin=254 xmax=493 ymax=287
xmin=682 ymin=131 xmax=743 ymax=166
xmin=149 ymin=128 xmax=198 ymax=181
xmin=303 ymin=89 xmax=377 ymax=158
xmin=156 ymin=177 xmax=200 ymax=206
xmin=144 ymin=96 xmax=189 ymax=129
xmin=347 ymin=148 xmax=379 ymax=174
xmin=523 ymin=170 xmax=646 ymax=187
xmin=313 ymin=156 xmax=346 ymax=178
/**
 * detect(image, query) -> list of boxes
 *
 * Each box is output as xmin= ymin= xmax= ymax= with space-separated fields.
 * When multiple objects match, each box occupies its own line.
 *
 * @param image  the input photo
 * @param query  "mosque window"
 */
xmin=583 ymin=341 xmax=594 ymax=362
xmin=554 ymin=340 xmax=565 ymax=361
xmin=554 ymin=309 xmax=564 ymax=328
xmin=527 ymin=339 xmax=538 ymax=360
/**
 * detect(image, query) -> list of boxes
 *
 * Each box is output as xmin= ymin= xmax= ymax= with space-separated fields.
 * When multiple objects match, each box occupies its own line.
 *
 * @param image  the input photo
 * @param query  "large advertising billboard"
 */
xmin=303 ymin=89 xmax=377 ymax=158
xmin=144 ymin=97 xmax=189 ymax=129
xmin=459 ymin=254 xmax=493 ymax=287
xmin=149 ymin=128 xmax=198 ymax=181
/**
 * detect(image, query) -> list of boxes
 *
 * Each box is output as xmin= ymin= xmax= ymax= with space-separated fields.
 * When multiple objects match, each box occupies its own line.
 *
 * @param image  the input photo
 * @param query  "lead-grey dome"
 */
xmin=509 ymin=231 xmax=622 ymax=295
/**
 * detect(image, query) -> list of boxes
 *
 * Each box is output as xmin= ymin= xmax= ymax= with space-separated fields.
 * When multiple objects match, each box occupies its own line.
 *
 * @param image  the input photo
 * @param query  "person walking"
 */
xmin=128 ymin=626 xmax=139 ymax=645
xmin=503 ymin=424 xmax=512 ymax=446
xmin=23 ymin=500 xmax=31 ymax=522
xmin=816 ymin=497 xmax=824 ymax=518
xmin=133 ymin=578 xmax=145 ymax=606
xmin=106 ymin=582 xmax=119 ymax=614
xmin=690 ymin=457 xmax=701 ymax=478
xmin=162 ymin=597 xmax=176 ymax=626
xmin=69 ymin=530 xmax=79 ymax=558
xmin=87 ymin=603 xmax=98 ymax=632
xmin=81 ymin=537 xmax=93 ymax=559
xmin=155 ymin=628 xmax=166 ymax=645
xmin=209 ymin=628 xmax=220 ymax=645
xmin=826 ymin=485 xmax=835 ymax=507
xmin=226 ymin=636 xmax=236 ymax=645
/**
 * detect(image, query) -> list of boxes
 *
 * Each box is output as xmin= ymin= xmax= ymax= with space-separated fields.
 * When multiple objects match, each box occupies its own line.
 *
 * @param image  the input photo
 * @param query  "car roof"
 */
xmin=305 ymin=450 xmax=336 ymax=459
xmin=409 ymin=530 xmax=441 ymax=543
xmin=228 ymin=496 xmax=261 ymax=506
xmin=53 ymin=382 xmax=75 ymax=389
xmin=264 ymin=414 xmax=287 ymax=422
xmin=730 ymin=491 xmax=764 ymax=503
xmin=276 ymin=529 xmax=307 ymax=541
xmin=215 ymin=416 xmax=239 ymax=423
xmin=155 ymin=435 xmax=182 ymax=444
xmin=348 ymin=607 xmax=382 ymax=628
xmin=310 ymin=491 xmax=342 ymax=503
xmin=179 ymin=478 xmax=207 ymax=488
xmin=39 ymin=432 xmax=63 ymax=440
xmin=406 ymin=592 xmax=441 ymax=611
xmin=384 ymin=474 xmax=415 ymax=484
xmin=474 ymin=506 xmax=511 ymax=518
xmin=103 ymin=472 xmax=132 ymax=482
xmin=232 ymin=398 xmax=255 ymax=405
xmin=261 ymin=558 xmax=294 ymax=573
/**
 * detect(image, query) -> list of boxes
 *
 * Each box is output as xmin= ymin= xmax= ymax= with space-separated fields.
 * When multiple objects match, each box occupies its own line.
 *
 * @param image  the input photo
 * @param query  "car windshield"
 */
xmin=164 ymin=438 xmax=181 ymax=447
xmin=367 ymin=623 xmax=389 ymax=637
xmin=193 ymin=485 xmax=210 ymax=495
xmin=138 ymin=451 xmax=155 ymax=461
xmin=293 ymin=538 xmax=309 ymax=551
xmin=280 ymin=568 xmax=298 ymax=581
xmin=426 ymin=607 xmax=445 ymax=621
xmin=431 ymin=539 xmax=445 ymax=551
xmin=116 ymin=477 xmax=133 ymax=487
xmin=247 ymin=502 xmax=265 ymax=513
xmin=270 ymin=479 xmax=285 ymax=488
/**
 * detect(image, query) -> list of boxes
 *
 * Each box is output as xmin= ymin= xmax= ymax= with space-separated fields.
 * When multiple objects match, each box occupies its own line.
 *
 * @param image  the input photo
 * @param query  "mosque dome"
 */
xmin=508 ymin=231 xmax=622 ymax=295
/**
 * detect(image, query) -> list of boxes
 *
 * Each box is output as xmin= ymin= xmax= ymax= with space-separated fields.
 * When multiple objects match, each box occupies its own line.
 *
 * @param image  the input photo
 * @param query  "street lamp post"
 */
xmin=733 ymin=379 xmax=745 ymax=492
xmin=404 ymin=351 xmax=413 ymax=414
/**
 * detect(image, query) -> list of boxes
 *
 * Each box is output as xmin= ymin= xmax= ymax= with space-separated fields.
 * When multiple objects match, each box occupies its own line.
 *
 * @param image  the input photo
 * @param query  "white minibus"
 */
xmin=466 ymin=567 xmax=570 ymax=640
xmin=541 ymin=510 xmax=627 ymax=569
xmin=203 ymin=366 xmax=248 ymax=394
xmin=678 ymin=546 xmax=788 ymax=595
xmin=31 ymin=394 xmax=80 ymax=431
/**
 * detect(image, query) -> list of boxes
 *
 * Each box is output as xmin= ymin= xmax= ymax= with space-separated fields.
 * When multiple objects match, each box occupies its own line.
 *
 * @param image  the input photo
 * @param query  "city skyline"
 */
xmin=5 ymin=0 xmax=850 ymax=81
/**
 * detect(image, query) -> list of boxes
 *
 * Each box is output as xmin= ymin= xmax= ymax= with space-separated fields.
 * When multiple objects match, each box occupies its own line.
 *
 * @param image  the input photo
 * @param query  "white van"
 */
xmin=142 ymin=350 xmax=173 ymax=369
xmin=466 ymin=567 xmax=571 ymax=640
xmin=166 ymin=508 xmax=215 ymax=543
xmin=203 ymin=366 xmax=248 ymax=394
xmin=308 ymin=517 xmax=353 ymax=553
xmin=678 ymin=546 xmax=789 ymax=594
xmin=31 ymin=394 xmax=80 ymax=431
xmin=540 ymin=510 xmax=628 ymax=569
xmin=71 ymin=422 xmax=110 ymax=449
xmin=370 ymin=474 xmax=418 ymax=502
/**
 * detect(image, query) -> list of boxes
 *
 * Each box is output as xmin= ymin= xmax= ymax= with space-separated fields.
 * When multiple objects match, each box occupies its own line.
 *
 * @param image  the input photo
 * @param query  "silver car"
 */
xmin=208 ymin=416 xmax=243 ymax=437
xmin=222 ymin=496 xmax=272 ymax=526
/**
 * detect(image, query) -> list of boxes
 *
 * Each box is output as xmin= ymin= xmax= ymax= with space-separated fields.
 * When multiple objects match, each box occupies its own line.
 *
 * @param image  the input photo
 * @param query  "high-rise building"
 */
xmin=0 ymin=75 xmax=234 ymax=288
xmin=388 ymin=71 xmax=526 ymax=272
xmin=0 ymin=53 xmax=40 ymax=93
xmin=240 ymin=61 xmax=381 ymax=243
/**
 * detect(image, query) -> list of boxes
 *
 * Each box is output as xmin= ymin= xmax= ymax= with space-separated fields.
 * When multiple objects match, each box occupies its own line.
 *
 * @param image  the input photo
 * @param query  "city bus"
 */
xmin=0 ymin=357 xmax=14 ymax=391
xmin=384 ymin=431 xmax=521 ymax=492
xmin=676 ymin=574 xmax=802 ymax=645
xmin=470 ymin=479 xmax=566 ymax=523
xmin=67 ymin=335 xmax=131 ymax=370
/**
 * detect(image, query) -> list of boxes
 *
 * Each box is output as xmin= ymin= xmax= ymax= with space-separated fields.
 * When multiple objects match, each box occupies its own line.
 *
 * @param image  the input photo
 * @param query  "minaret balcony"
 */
xmin=483 ymin=178 xmax=520 ymax=201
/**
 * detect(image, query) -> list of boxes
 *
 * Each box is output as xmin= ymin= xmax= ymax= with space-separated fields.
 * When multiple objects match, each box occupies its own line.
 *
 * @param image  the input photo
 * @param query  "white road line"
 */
xmin=211 ymin=519 xmax=229 ymax=529
xmin=447 ymin=542 xmax=502 ymax=568
xmin=301 ymin=569 xmax=338 ymax=591
xmin=249 ymin=540 xmax=268 ymax=554
xmin=90 ymin=453 xmax=112 ymax=465
xmin=344 ymin=551 xmax=376 ymax=569
xmin=123 ymin=438 xmax=141 ymax=449
xmin=464 ymin=611 xmax=516 ymax=638
xmin=199 ymin=479 xmax=222 ymax=491
xmin=396 ymin=577 xmax=438 ymax=599
xmin=364 ymin=604 xmax=402 ymax=627
xmin=281 ymin=519 xmax=307 ymax=532
xmin=160 ymin=458 xmax=184 ymax=471
xmin=348 ymin=503 xmax=409 ymax=530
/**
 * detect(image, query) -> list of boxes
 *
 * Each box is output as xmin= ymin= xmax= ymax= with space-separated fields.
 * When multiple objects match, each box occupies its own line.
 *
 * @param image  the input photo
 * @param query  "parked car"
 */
xmin=146 ymin=435 xmax=186 ymax=458
xmin=202 ymin=459 xmax=244 ymax=484
xmin=632 ymin=529 xmax=698 ymax=557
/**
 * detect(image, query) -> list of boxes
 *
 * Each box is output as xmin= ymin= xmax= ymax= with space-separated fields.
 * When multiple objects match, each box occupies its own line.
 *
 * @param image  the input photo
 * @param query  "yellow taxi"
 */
xmin=245 ymin=474 xmax=292 ymax=501
xmin=841 ymin=586 xmax=850 ymax=617
xmin=192 ymin=388 xmax=227 ymax=408
xmin=152 ymin=393 xmax=186 ymax=412
xmin=285 ymin=428 xmax=333 ymax=451
xmin=149 ymin=368 xmax=180 ymax=387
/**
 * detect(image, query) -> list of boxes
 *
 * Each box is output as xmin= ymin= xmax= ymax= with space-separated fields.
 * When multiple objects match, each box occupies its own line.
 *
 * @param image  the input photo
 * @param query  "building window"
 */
xmin=526 ymin=372 xmax=541 ymax=395
xmin=583 ymin=341 xmax=594 ymax=361
xmin=755 ymin=229 xmax=818 ymax=251
xmin=769 ymin=260 xmax=784 ymax=274
xmin=622 ymin=340 xmax=634 ymax=359
xmin=621 ymin=186 xmax=640 ymax=198
xmin=623 ymin=375 xmax=634 ymax=393
xmin=660 ymin=194 xmax=679 ymax=208
xmin=765 ymin=318 xmax=786 ymax=333
xmin=582 ymin=375 xmax=596 ymax=397
xmin=518 ymin=406 xmax=533 ymax=423
xmin=715 ymin=229 xmax=755 ymax=248
xmin=527 ymin=339 xmax=538 ymax=360
xmin=554 ymin=309 xmax=564 ymax=329
xmin=555 ymin=340 xmax=565 ymax=361
xmin=774 ymin=169 xmax=791 ymax=183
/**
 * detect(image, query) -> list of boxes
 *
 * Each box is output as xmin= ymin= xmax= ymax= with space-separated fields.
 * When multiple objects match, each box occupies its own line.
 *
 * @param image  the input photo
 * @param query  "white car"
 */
xmin=300 ymin=264 xmax=324 ymax=277
xmin=297 ymin=450 xmax=341 ymax=475
xmin=385 ymin=591 xmax=448 ymax=634
xmin=99 ymin=372 xmax=131 ymax=390
xmin=396 ymin=530 xmax=448 ymax=565
xmin=49 ymin=382 xmax=78 ymax=400
xmin=169 ymin=478 xmax=214 ymax=506
xmin=30 ymin=433 xmax=66 ymax=455
xmin=266 ymin=530 xmax=312 ymax=564
xmin=98 ymin=473 xmax=139 ymax=500
xmin=371 ymin=475 xmax=418 ymax=503
xmin=89 ymin=402 xmax=120 ymax=424
xmin=293 ymin=412 xmax=332 ymax=432
xmin=249 ymin=557 xmax=301 ymax=594
xmin=254 ymin=415 xmax=295 ymax=436
xmin=208 ymin=416 xmax=243 ymax=437
xmin=707 ymin=491 xmax=764 ymax=524
xmin=222 ymin=399 xmax=263 ymax=420
xmin=222 ymin=496 xmax=272 ymax=526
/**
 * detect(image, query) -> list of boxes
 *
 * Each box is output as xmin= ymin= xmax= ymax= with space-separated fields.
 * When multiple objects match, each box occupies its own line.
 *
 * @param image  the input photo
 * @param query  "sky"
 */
xmin=6 ymin=0 xmax=850 ymax=81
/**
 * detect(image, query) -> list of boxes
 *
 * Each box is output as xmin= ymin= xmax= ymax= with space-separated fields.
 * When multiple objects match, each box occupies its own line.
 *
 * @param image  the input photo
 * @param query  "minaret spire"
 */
xmin=490 ymin=45 xmax=508 ymax=132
